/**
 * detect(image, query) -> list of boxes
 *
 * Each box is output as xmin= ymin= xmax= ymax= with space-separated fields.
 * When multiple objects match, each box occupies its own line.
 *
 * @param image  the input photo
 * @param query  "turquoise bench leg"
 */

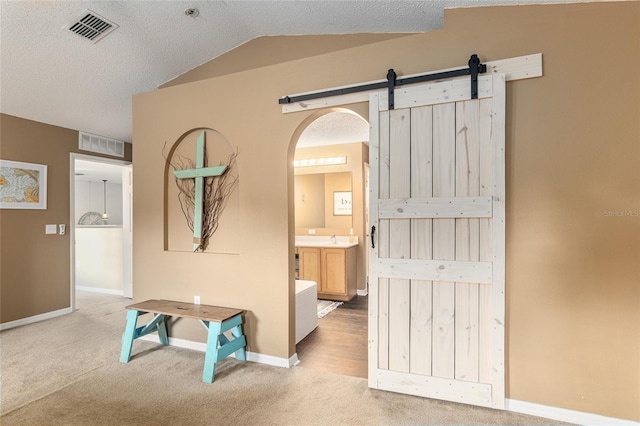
xmin=231 ymin=325 xmax=247 ymax=361
xmin=120 ymin=311 xmax=168 ymax=363
xmin=157 ymin=316 xmax=169 ymax=346
xmin=201 ymin=314 xmax=247 ymax=383
xmin=120 ymin=309 xmax=140 ymax=363
xmin=202 ymin=321 xmax=222 ymax=384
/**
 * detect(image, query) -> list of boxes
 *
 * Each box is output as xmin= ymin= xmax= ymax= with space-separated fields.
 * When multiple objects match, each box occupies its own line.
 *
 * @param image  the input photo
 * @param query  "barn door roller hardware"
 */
xmin=279 ymin=54 xmax=487 ymax=110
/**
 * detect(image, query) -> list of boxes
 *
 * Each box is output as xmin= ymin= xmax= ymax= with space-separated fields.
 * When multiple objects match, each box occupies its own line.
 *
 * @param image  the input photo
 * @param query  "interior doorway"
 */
xmin=292 ymin=109 xmax=369 ymax=378
xmin=70 ymin=153 xmax=132 ymax=311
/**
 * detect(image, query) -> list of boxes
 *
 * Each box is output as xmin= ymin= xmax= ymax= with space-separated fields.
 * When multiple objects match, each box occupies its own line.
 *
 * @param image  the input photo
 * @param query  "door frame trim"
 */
xmin=69 ymin=153 xmax=132 ymax=311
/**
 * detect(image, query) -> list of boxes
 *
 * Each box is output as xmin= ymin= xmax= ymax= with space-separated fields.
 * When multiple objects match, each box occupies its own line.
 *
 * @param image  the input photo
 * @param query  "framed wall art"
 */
xmin=333 ymin=191 xmax=352 ymax=216
xmin=0 ymin=160 xmax=47 ymax=209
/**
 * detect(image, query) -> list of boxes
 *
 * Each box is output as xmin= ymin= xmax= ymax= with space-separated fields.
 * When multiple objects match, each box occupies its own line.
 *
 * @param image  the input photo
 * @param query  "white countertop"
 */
xmin=295 ymin=235 xmax=358 ymax=249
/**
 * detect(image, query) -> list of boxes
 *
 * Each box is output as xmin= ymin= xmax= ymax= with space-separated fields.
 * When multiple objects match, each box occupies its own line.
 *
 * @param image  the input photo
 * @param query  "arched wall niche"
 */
xmin=163 ymin=127 xmax=240 ymax=254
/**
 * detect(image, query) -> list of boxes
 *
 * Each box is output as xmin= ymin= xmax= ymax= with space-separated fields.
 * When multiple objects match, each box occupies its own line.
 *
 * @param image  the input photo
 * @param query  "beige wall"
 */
xmin=161 ymin=34 xmax=412 ymax=88
xmin=0 ymin=114 xmax=132 ymax=323
xmin=132 ymin=2 xmax=639 ymax=421
xmin=323 ymin=172 xmax=352 ymax=229
xmin=294 ymin=174 xmax=326 ymax=228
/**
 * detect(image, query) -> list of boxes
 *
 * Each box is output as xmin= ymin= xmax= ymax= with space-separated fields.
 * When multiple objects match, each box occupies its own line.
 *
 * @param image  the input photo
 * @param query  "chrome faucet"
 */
xmin=331 ymin=234 xmax=336 ymax=244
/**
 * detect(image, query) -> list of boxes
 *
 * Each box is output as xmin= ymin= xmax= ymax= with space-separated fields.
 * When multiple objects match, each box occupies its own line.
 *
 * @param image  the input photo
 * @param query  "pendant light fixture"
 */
xmin=102 ymin=179 xmax=109 ymax=221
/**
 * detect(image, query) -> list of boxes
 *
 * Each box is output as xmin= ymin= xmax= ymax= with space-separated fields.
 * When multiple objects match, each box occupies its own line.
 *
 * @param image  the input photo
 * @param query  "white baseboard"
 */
xmin=10 ymin=303 xmax=635 ymax=424
xmin=139 ymin=335 xmax=298 ymax=368
xmin=76 ymin=286 xmax=124 ymax=296
xmin=287 ymin=353 xmax=300 ymax=367
xmin=129 ymin=336 xmax=640 ymax=425
xmin=0 ymin=307 xmax=73 ymax=331
xmin=357 ymin=288 xmax=368 ymax=296
xmin=506 ymin=399 xmax=639 ymax=426
xmin=140 ymin=335 xmax=208 ymax=352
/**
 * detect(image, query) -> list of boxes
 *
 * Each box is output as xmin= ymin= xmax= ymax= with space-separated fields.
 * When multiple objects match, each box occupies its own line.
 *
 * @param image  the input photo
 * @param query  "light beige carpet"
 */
xmin=0 ymin=292 xmax=570 ymax=425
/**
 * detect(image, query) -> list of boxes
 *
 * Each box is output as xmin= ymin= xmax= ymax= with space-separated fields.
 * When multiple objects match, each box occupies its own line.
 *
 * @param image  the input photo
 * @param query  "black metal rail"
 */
xmin=279 ymin=54 xmax=487 ymax=110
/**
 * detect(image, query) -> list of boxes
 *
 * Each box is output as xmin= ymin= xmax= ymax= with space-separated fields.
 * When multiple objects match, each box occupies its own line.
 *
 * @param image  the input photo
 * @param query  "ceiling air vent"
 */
xmin=79 ymin=132 xmax=125 ymax=158
xmin=65 ymin=10 xmax=118 ymax=43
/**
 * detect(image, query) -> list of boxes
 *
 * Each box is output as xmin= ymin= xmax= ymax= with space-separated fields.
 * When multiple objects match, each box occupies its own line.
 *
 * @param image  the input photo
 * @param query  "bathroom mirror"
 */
xmin=294 ymin=171 xmax=352 ymax=228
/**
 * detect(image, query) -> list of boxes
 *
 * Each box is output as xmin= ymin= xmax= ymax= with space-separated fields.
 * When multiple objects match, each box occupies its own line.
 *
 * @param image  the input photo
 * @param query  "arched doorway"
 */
xmin=289 ymin=108 xmax=370 ymax=378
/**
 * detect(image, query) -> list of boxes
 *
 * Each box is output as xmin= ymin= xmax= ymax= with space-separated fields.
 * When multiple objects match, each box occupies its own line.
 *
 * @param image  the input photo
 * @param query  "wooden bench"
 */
xmin=119 ymin=299 xmax=246 ymax=383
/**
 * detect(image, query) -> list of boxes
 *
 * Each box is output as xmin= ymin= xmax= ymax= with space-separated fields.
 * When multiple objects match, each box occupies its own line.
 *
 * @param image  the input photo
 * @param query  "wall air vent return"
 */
xmin=65 ymin=10 xmax=118 ymax=43
xmin=79 ymin=132 xmax=125 ymax=158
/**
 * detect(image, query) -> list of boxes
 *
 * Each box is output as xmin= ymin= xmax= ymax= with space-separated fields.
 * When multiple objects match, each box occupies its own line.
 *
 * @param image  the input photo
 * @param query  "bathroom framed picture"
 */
xmin=333 ymin=191 xmax=352 ymax=216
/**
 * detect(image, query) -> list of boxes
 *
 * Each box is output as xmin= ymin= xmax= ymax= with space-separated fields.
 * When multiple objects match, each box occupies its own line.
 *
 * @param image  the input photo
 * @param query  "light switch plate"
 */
xmin=45 ymin=224 xmax=57 ymax=234
xmin=59 ymin=224 xmax=66 ymax=235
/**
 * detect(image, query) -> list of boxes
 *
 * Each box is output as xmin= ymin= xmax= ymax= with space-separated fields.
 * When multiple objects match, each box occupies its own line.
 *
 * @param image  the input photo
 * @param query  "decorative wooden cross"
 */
xmin=173 ymin=131 xmax=227 ymax=251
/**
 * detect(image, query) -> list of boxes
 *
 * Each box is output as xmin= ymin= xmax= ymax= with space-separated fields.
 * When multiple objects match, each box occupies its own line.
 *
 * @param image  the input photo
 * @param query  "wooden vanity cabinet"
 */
xmin=297 ymin=247 xmax=321 ymax=286
xmin=297 ymin=246 xmax=357 ymax=302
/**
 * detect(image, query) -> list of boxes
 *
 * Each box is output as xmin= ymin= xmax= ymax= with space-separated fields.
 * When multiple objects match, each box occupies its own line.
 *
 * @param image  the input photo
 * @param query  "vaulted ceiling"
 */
xmin=1 ymin=0 xmax=598 ymax=143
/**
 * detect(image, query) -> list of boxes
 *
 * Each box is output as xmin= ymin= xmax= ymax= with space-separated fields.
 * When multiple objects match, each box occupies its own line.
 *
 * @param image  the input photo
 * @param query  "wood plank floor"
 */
xmin=295 ymin=295 xmax=368 ymax=379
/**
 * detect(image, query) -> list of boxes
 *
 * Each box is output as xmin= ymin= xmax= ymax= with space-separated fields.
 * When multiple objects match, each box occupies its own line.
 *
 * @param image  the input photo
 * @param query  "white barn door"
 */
xmin=368 ymin=73 xmax=506 ymax=409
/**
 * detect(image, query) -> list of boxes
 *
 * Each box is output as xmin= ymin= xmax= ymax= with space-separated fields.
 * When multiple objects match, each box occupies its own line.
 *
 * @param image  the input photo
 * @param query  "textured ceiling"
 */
xmin=1 ymin=0 xmax=600 ymax=143
xmin=298 ymin=111 xmax=370 ymax=148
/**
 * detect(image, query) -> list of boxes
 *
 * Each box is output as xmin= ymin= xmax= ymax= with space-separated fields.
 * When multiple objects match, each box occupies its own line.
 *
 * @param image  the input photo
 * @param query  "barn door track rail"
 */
xmin=279 ymin=54 xmax=487 ymax=110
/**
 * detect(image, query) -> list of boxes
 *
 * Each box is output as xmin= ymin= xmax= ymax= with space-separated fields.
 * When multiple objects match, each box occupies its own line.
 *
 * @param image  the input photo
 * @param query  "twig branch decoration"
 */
xmin=165 ymin=143 xmax=239 ymax=252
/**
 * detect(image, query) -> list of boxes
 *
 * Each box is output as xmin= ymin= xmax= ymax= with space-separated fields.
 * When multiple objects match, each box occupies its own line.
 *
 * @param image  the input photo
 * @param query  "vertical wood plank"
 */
xmin=455 ymin=100 xmax=480 ymax=383
xmin=192 ymin=132 xmax=205 ymax=250
xmin=368 ymin=93 xmax=381 ymax=387
xmin=410 ymin=105 xmax=433 ymax=375
xmin=378 ymin=108 xmax=391 ymax=370
xmin=431 ymin=102 xmax=456 ymax=379
xmin=490 ymin=73 xmax=507 ymax=409
xmin=478 ymin=96 xmax=494 ymax=384
xmin=389 ymin=108 xmax=411 ymax=373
